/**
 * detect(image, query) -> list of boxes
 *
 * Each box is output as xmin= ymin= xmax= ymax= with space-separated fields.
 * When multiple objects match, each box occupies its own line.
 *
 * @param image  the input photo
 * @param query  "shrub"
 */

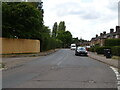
xmin=95 ymin=46 xmax=111 ymax=54
xmin=41 ymin=37 xmax=63 ymax=52
xmin=56 ymin=39 xmax=63 ymax=48
xmin=104 ymin=39 xmax=120 ymax=46
xmin=112 ymin=46 xmax=120 ymax=56
xmin=89 ymin=46 xmax=100 ymax=52
xmin=89 ymin=47 xmax=95 ymax=52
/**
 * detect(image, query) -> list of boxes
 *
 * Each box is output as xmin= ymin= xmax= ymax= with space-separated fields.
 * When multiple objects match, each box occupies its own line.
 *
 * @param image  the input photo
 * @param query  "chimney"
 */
xmin=100 ymin=33 xmax=103 ymax=36
xmin=116 ymin=26 xmax=120 ymax=33
xmin=110 ymin=29 xmax=114 ymax=33
xmin=96 ymin=34 xmax=98 ymax=38
xmin=103 ymin=31 xmax=106 ymax=35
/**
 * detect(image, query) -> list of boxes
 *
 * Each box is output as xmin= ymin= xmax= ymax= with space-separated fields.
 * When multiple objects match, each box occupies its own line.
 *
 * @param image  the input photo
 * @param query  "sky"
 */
xmin=43 ymin=0 xmax=119 ymax=40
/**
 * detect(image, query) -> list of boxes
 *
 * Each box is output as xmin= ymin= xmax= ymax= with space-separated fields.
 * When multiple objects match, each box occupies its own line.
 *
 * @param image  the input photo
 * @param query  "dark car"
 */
xmin=75 ymin=47 xmax=88 ymax=56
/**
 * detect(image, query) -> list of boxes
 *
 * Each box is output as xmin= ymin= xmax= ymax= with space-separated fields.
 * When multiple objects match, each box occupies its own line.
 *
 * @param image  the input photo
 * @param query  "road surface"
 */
xmin=3 ymin=49 xmax=117 ymax=88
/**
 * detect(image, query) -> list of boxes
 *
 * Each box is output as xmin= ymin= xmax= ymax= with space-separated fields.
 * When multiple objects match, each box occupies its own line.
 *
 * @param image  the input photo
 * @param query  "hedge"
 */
xmin=88 ymin=47 xmax=95 ymax=52
xmin=104 ymin=39 xmax=120 ymax=46
xmin=95 ymin=46 xmax=111 ymax=54
xmin=91 ymin=46 xmax=120 ymax=56
xmin=40 ymin=37 xmax=63 ymax=52
xmin=89 ymin=46 xmax=99 ymax=52
xmin=112 ymin=46 xmax=120 ymax=56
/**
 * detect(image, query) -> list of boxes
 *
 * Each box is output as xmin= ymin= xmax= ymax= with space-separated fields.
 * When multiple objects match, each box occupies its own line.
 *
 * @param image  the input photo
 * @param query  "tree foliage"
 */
xmin=52 ymin=22 xmax=57 ymax=38
xmin=57 ymin=21 xmax=72 ymax=48
xmin=2 ymin=2 xmax=43 ymax=39
xmin=58 ymin=21 xmax=66 ymax=31
xmin=2 ymin=2 xmax=73 ymax=51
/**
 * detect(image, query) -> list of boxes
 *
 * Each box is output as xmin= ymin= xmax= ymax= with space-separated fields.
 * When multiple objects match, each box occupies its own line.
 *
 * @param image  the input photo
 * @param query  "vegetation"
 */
xmin=2 ymin=2 xmax=73 ymax=51
xmin=2 ymin=2 xmax=43 ymax=39
xmin=52 ymin=22 xmax=57 ymax=38
xmin=89 ymin=39 xmax=120 ymax=56
xmin=58 ymin=21 xmax=66 ymax=31
xmin=51 ymin=21 xmax=73 ymax=48
xmin=111 ymin=46 xmax=120 ymax=56
xmin=0 ymin=63 xmax=5 ymax=68
xmin=104 ymin=39 xmax=120 ymax=46
xmin=95 ymin=46 xmax=111 ymax=54
xmin=72 ymin=37 xmax=79 ymax=44
xmin=57 ymin=30 xmax=72 ymax=48
xmin=89 ymin=46 xmax=120 ymax=56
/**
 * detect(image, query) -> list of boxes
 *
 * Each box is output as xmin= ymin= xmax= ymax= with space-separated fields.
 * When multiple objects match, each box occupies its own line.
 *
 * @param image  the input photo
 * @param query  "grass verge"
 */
xmin=112 ymin=56 xmax=120 ymax=60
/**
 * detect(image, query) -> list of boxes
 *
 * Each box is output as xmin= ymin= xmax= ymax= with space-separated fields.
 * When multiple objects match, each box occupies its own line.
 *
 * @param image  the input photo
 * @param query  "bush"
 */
xmin=89 ymin=46 xmax=100 ymax=52
xmin=56 ymin=39 xmax=63 ymax=48
xmin=89 ymin=47 xmax=95 ymax=52
xmin=112 ymin=46 xmax=120 ymax=56
xmin=95 ymin=46 xmax=111 ymax=54
xmin=104 ymin=39 xmax=120 ymax=46
xmin=41 ymin=37 xmax=63 ymax=52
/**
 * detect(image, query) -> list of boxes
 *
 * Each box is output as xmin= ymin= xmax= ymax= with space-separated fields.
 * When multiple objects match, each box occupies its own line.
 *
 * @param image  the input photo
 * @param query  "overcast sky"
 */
xmin=43 ymin=0 xmax=119 ymax=40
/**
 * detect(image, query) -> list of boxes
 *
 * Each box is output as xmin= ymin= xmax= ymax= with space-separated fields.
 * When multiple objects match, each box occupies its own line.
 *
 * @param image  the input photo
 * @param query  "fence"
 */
xmin=0 ymin=38 xmax=40 ymax=54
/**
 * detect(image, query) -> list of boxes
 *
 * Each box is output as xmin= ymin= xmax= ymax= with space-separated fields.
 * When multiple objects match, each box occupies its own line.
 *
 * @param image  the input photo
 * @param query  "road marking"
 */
xmin=57 ymin=61 xmax=63 ymax=66
xmin=118 ymin=86 xmax=120 ymax=90
xmin=110 ymin=66 xmax=120 ymax=90
xmin=118 ymin=81 xmax=120 ymax=85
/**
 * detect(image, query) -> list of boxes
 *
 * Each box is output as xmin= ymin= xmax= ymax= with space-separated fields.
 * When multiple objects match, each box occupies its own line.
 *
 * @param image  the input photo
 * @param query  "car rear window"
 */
xmin=78 ymin=47 xmax=86 ymax=50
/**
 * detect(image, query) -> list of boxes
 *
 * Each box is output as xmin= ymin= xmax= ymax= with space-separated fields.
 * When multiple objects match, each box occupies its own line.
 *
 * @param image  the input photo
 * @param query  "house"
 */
xmin=90 ymin=26 xmax=120 ymax=47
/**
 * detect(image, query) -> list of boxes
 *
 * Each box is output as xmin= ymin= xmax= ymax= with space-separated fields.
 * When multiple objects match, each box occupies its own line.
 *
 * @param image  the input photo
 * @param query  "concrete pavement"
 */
xmin=1 ymin=49 xmax=59 ymax=58
xmin=88 ymin=52 xmax=120 ymax=69
xmin=2 ymin=49 xmax=59 ymax=70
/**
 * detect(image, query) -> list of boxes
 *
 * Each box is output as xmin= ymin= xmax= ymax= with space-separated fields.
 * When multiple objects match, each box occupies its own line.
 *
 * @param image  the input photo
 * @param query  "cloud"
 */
xmin=43 ymin=0 xmax=119 ymax=40
xmin=53 ymin=2 xmax=82 ymax=17
xmin=107 ymin=0 xmax=119 ymax=11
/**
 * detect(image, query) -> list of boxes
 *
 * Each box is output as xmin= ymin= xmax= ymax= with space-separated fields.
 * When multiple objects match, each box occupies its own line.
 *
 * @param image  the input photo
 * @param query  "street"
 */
xmin=3 ymin=49 xmax=117 ymax=88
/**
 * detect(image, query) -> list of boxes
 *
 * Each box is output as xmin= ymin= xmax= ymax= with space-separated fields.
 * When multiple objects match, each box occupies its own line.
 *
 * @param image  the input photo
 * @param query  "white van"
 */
xmin=70 ymin=44 xmax=76 ymax=50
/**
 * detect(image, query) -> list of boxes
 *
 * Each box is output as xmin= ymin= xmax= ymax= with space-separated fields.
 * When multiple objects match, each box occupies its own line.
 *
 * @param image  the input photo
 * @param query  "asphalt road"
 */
xmin=3 ymin=49 xmax=117 ymax=88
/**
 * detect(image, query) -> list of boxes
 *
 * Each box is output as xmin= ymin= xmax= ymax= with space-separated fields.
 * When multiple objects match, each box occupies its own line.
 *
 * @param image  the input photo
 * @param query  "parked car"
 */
xmin=75 ymin=47 xmax=88 ymax=56
xmin=85 ymin=46 xmax=91 ymax=51
xmin=70 ymin=44 xmax=76 ymax=50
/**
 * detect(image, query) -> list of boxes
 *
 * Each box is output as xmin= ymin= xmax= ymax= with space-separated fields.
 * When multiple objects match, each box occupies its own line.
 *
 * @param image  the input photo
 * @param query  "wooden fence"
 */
xmin=0 ymin=38 xmax=40 ymax=54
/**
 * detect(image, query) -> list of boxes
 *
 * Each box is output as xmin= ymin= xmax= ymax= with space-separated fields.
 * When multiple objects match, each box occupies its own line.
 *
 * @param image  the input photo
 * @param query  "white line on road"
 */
xmin=117 ymin=81 xmax=120 ymax=85
xmin=110 ymin=66 xmax=120 ymax=90
xmin=118 ymin=86 xmax=120 ymax=90
xmin=57 ymin=61 xmax=63 ymax=66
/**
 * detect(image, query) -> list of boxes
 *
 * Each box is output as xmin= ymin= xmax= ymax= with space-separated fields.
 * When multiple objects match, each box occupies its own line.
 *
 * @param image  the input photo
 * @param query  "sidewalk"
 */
xmin=88 ymin=52 xmax=120 ymax=69
xmin=1 ymin=49 xmax=59 ymax=70
xmin=1 ymin=49 xmax=59 ymax=58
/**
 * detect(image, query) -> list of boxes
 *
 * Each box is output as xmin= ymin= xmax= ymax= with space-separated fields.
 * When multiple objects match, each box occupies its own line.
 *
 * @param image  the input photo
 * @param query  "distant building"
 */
xmin=78 ymin=41 xmax=90 ymax=46
xmin=90 ymin=26 xmax=120 ymax=47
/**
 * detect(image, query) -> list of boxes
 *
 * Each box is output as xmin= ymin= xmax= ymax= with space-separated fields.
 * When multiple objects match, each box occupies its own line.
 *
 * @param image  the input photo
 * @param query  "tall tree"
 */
xmin=57 ymin=31 xmax=72 ymax=48
xmin=58 ymin=21 xmax=66 ymax=31
xmin=72 ymin=37 xmax=79 ymax=44
xmin=52 ymin=22 xmax=57 ymax=38
xmin=2 ymin=2 xmax=43 ymax=39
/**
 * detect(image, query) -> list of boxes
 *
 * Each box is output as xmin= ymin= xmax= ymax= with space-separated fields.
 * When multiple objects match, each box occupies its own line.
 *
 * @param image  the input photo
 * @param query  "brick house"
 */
xmin=78 ymin=41 xmax=90 ymax=46
xmin=90 ymin=26 xmax=120 ymax=47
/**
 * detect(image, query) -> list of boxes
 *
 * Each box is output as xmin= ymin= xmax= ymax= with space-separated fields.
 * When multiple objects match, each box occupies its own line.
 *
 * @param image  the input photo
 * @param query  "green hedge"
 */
xmin=89 ymin=46 xmax=98 ymax=52
xmin=91 ymin=46 xmax=120 ymax=56
xmin=41 ymin=37 xmax=63 ymax=52
xmin=89 ymin=47 xmax=95 ymax=52
xmin=95 ymin=46 xmax=111 ymax=54
xmin=112 ymin=46 xmax=120 ymax=56
xmin=104 ymin=39 xmax=120 ymax=46
xmin=89 ymin=46 xmax=102 ymax=52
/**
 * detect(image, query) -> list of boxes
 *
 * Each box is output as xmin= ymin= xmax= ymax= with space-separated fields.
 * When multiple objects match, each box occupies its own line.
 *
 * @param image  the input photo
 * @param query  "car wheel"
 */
xmin=75 ymin=54 xmax=78 ymax=56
